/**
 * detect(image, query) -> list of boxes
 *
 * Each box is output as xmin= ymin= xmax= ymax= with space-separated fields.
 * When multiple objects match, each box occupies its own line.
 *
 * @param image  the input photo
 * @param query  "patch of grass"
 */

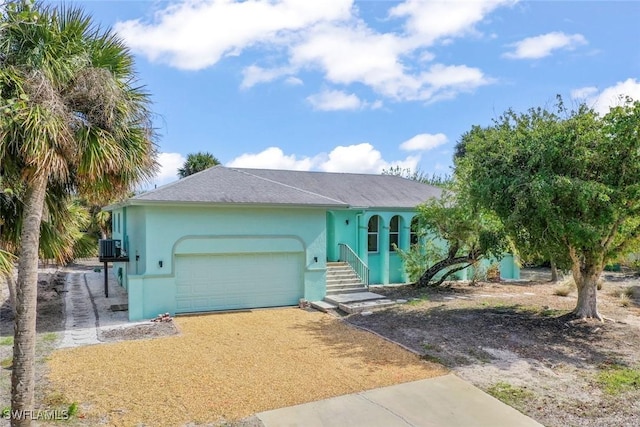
xmin=554 ymin=277 xmax=576 ymax=297
xmin=490 ymin=302 xmax=514 ymax=312
xmin=539 ymin=307 xmax=564 ymax=317
xmin=619 ymin=293 xmax=631 ymax=307
xmin=67 ymin=402 xmax=79 ymax=417
xmin=487 ymin=382 xmax=534 ymax=407
xmin=554 ymin=286 xmax=572 ymax=297
xmin=0 ymin=336 xmax=13 ymax=346
xmin=407 ymin=295 xmax=429 ymax=306
xmin=41 ymin=332 xmax=57 ymax=343
xmin=513 ymin=305 xmax=538 ymax=314
xmin=597 ymin=365 xmax=640 ymax=395
xmin=420 ymin=353 xmax=444 ymax=365
xmin=1 ymin=357 xmax=13 ymax=369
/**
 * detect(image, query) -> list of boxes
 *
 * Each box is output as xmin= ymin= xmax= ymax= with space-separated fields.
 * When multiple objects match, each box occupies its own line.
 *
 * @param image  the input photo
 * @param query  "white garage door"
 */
xmin=175 ymin=252 xmax=304 ymax=313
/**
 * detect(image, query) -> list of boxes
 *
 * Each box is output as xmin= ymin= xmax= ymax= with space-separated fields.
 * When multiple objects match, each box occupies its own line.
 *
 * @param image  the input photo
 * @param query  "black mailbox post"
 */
xmin=98 ymin=239 xmax=130 ymax=297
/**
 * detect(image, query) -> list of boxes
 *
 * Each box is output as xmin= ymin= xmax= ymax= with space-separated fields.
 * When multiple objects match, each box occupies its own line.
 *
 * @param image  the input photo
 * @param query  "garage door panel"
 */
xmin=175 ymin=253 xmax=303 ymax=313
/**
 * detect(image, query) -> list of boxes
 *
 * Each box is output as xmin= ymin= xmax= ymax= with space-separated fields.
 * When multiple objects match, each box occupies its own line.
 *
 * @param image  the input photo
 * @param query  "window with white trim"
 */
xmin=389 ymin=215 xmax=400 ymax=251
xmin=368 ymin=216 xmax=380 ymax=252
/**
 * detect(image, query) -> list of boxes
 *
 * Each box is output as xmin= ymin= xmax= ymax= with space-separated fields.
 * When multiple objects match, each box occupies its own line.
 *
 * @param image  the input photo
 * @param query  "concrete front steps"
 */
xmin=312 ymin=291 xmax=400 ymax=315
xmin=325 ymin=262 xmax=367 ymax=296
xmin=311 ymin=262 xmax=405 ymax=314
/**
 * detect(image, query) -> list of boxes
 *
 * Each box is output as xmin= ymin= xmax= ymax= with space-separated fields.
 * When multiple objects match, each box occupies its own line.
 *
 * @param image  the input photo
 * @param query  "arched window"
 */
xmin=368 ymin=216 xmax=380 ymax=252
xmin=389 ymin=215 xmax=400 ymax=251
xmin=410 ymin=216 xmax=420 ymax=246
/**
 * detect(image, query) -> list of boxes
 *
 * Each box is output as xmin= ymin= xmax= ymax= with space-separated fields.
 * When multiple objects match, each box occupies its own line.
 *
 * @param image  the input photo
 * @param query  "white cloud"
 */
xmin=389 ymin=0 xmax=515 ymax=45
xmin=571 ymin=78 xmax=640 ymax=115
xmin=292 ymin=24 xmax=492 ymax=102
xmin=319 ymin=143 xmax=420 ymax=174
xmin=400 ymin=133 xmax=448 ymax=151
xmin=241 ymin=65 xmax=292 ymax=89
xmin=570 ymin=86 xmax=598 ymax=100
xmin=226 ymin=147 xmax=315 ymax=170
xmin=226 ymin=143 xmax=418 ymax=174
xmin=115 ymin=0 xmax=354 ymax=70
xmin=154 ymin=152 xmax=186 ymax=187
xmin=306 ymin=89 xmax=381 ymax=111
xmin=504 ymin=32 xmax=587 ymax=59
xmin=115 ymin=0 xmax=511 ymax=104
xmin=285 ymin=76 xmax=304 ymax=86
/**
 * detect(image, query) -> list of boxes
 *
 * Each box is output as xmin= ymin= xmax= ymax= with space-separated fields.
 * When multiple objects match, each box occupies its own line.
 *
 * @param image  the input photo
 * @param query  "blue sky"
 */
xmin=73 ymin=0 xmax=640 ymax=187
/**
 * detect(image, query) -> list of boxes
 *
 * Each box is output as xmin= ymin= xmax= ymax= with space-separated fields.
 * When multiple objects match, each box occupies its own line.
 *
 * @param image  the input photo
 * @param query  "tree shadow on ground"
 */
xmin=346 ymin=304 xmax=640 ymax=371
xmin=1 ymin=271 xmax=67 ymax=336
xmin=287 ymin=311 xmax=446 ymax=374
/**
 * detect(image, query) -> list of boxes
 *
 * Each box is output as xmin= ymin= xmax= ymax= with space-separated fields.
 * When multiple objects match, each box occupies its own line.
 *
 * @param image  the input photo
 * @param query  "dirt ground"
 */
xmin=0 ymin=267 xmax=66 ymax=422
xmin=348 ymin=269 xmax=640 ymax=427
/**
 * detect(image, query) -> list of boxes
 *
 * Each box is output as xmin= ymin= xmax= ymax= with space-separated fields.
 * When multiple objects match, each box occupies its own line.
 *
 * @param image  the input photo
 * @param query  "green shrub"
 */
xmin=395 ymin=240 xmax=445 ymax=283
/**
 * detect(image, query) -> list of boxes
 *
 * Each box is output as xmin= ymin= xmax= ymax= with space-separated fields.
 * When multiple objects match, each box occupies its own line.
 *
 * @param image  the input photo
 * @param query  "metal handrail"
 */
xmin=338 ymin=243 xmax=369 ymax=289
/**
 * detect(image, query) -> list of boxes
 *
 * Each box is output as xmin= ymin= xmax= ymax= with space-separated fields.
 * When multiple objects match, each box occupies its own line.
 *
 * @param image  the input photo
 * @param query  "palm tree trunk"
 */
xmin=3 ymin=270 xmax=17 ymax=316
xmin=11 ymin=173 xmax=48 ymax=427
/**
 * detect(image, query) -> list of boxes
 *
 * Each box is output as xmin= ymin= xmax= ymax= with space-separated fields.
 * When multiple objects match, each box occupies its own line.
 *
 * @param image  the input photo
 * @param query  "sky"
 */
xmin=68 ymin=0 xmax=640 ymax=188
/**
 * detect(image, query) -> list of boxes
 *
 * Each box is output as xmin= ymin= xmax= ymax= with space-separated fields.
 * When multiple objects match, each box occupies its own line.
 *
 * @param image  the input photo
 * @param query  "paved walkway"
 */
xmin=58 ymin=266 xmax=131 ymax=348
xmin=257 ymin=374 xmax=542 ymax=427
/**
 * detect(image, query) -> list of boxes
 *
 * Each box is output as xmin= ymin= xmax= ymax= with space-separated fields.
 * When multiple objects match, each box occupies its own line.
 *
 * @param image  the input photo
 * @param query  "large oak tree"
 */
xmin=456 ymin=97 xmax=640 ymax=320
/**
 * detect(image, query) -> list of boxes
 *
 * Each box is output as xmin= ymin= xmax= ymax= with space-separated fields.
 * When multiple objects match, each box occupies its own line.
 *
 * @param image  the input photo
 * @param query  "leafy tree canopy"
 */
xmin=455 ymin=96 xmax=640 ymax=319
xmin=398 ymin=189 xmax=509 ymax=287
xmin=178 ymin=151 xmax=220 ymax=178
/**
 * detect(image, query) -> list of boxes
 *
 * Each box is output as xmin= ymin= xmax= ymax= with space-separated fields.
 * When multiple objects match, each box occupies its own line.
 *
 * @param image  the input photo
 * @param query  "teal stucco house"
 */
xmin=106 ymin=166 xmax=518 ymax=321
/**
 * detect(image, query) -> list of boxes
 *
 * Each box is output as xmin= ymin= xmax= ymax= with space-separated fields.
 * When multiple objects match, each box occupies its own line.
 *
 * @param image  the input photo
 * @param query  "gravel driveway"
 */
xmin=46 ymin=308 xmax=446 ymax=426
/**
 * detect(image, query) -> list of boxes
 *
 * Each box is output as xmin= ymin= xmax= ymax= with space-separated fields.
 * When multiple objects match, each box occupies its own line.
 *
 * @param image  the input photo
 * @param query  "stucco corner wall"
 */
xmin=128 ymin=275 xmax=176 ymax=321
xmin=303 ymin=268 xmax=326 ymax=301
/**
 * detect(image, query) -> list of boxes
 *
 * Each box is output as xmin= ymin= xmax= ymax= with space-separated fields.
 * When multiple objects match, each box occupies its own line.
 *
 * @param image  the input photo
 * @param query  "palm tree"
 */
xmin=178 ymin=151 xmax=220 ymax=178
xmin=0 ymin=2 xmax=157 ymax=425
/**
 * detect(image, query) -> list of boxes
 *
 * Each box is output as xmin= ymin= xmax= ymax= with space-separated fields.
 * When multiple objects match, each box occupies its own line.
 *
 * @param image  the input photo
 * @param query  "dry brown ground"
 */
xmin=46 ymin=309 xmax=445 ymax=427
xmin=0 ymin=267 xmax=66 ymax=422
xmin=348 ymin=270 xmax=640 ymax=427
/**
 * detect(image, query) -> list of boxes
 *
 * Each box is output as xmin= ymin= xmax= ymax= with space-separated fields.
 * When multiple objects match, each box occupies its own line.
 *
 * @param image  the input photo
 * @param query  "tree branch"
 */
xmin=601 ymin=216 xmax=624 ymax=250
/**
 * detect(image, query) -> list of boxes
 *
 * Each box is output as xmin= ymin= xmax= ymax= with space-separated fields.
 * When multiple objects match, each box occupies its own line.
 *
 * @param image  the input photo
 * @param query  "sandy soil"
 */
xmin=0 ymin=267 xmax=66 ymax=423
xmin=348 ymin=270 xmax=640 ymax=427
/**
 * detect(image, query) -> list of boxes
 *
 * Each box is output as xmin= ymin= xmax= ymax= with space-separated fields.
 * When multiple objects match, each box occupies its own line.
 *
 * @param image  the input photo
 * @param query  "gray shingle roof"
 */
xmin=129 ymin=166 xmax=442 ymax=208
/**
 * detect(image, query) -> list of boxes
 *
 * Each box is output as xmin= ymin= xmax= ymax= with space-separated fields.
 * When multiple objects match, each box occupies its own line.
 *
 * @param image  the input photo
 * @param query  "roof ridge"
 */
xmin=133 ymin=164 xmax=225 ymax=199
xmin=230 ymin=167 xmax=347 ymax=205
